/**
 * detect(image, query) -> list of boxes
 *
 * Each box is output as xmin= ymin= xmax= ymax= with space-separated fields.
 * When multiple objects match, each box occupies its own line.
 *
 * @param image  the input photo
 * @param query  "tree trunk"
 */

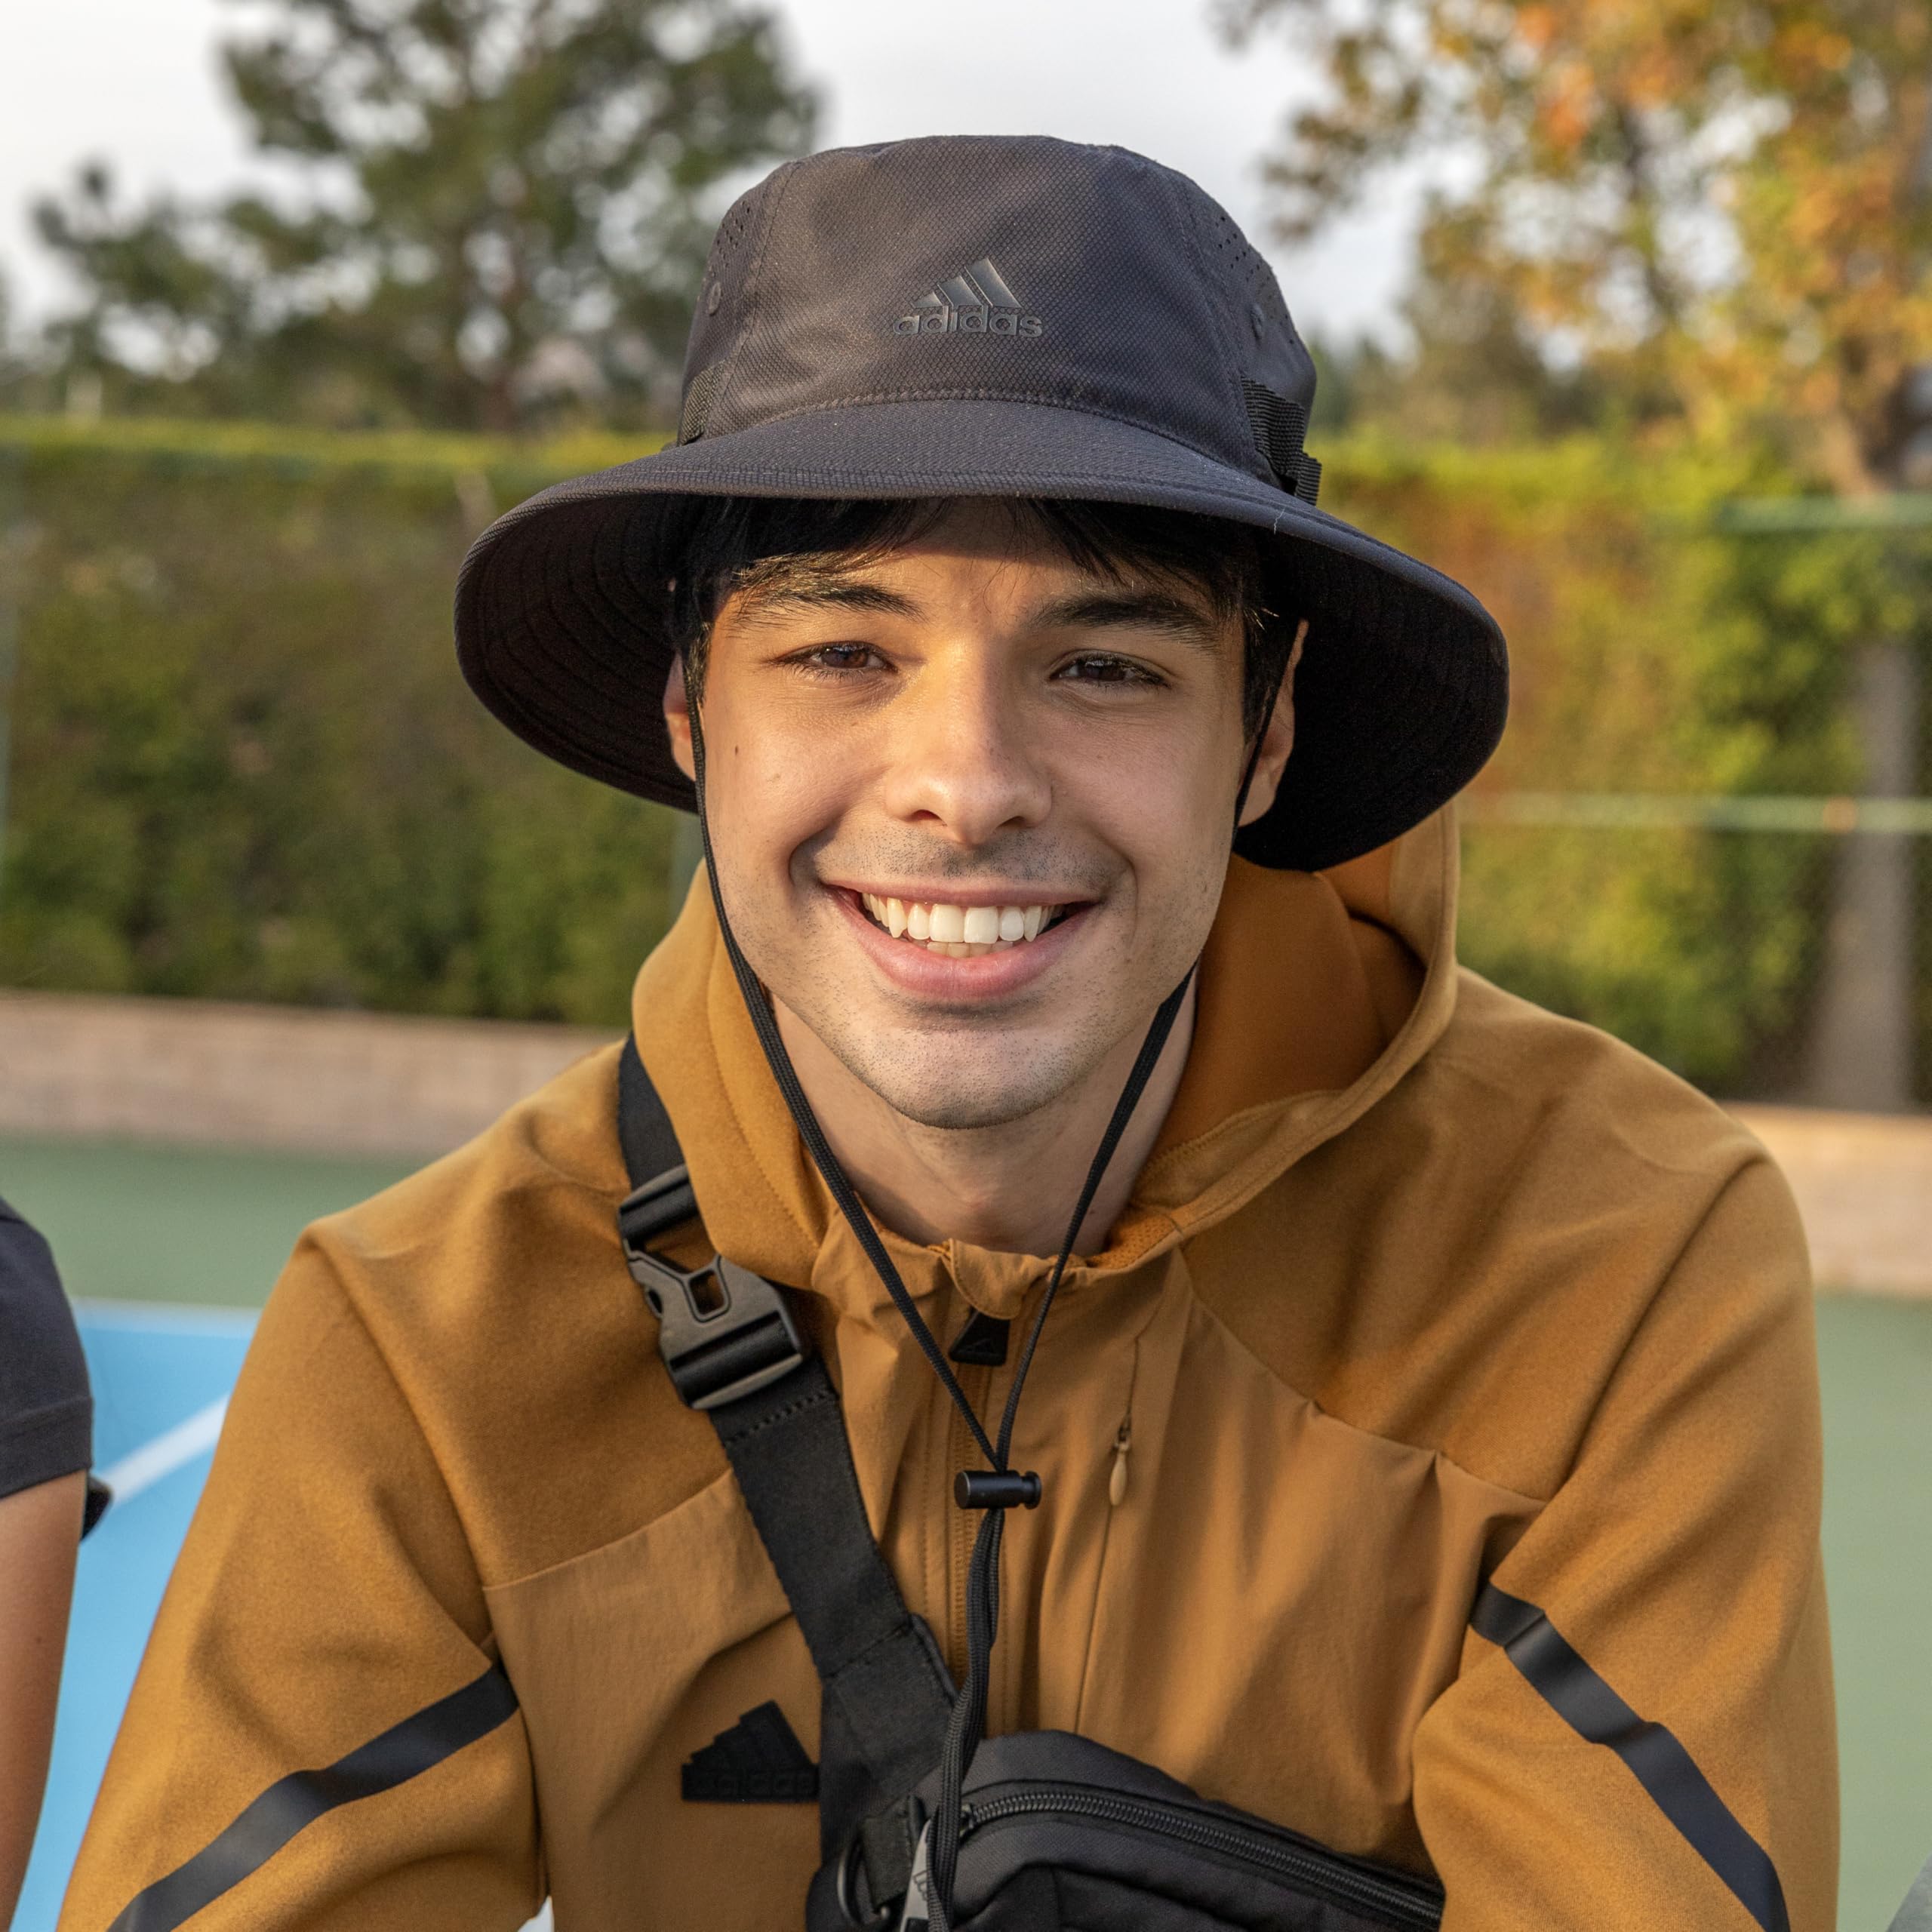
xmin=0 ymin=447 xmax=24 ymax=909
xmin=1804 ymin=638 xmax=1921 ymax=1112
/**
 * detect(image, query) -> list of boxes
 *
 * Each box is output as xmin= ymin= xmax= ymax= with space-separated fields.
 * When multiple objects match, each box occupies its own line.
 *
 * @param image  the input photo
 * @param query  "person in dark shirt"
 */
xmin=0 ymin=1198 xmax=96 ymax=1929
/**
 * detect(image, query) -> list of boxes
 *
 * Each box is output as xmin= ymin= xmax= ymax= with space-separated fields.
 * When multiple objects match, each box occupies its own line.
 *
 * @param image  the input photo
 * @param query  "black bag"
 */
xmin=820 ymin=1730 xmax=1444 ymax=1930
xmin=616 ymin=1041 xmax=1444 ymax=1932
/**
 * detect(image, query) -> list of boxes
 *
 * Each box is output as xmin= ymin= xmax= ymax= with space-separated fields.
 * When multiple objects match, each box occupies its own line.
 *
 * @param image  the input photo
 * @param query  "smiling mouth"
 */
xmin=854 ymin=892 xmax=1081 ymax=958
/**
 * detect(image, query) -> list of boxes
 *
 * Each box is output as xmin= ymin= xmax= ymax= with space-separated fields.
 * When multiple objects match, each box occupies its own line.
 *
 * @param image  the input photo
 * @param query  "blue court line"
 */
xmin=14 ymin=1307 xmax=253 ymax=1932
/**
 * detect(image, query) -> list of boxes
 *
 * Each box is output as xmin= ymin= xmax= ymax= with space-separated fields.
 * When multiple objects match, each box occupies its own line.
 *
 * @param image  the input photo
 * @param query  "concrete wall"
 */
xmin=1730 ymin=1104 xmax=1932 ymax=1300
xmin=3 ymin=989 xmax=1926 ymax=1296
xmin=0 ymin=989 xmax=611 ymax=1161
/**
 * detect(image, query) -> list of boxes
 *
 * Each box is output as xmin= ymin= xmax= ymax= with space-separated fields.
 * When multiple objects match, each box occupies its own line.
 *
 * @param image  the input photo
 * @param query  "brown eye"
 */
xmin=1057 ymin=654 xmax=1158 ymax=685
xmin=802 ymin=643 xmax=883 ymax=672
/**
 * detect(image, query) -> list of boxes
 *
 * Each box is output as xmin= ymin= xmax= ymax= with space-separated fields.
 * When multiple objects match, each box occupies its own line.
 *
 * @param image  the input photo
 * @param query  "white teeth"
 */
xmin=858 ymin=895 xmax=1068 ymax=951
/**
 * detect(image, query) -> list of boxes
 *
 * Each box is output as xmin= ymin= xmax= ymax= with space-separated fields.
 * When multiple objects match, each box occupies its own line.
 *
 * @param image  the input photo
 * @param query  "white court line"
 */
xmin=96 ymin=1397 xmax=230 ymax=1506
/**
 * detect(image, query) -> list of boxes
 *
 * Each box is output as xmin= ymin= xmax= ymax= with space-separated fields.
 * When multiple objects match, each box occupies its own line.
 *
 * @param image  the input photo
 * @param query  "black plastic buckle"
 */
xmin=618 ymin=1180 xmax=808 ymax=1411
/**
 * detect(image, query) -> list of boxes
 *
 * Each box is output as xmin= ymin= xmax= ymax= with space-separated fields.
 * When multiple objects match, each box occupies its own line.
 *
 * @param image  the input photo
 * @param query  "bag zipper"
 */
xmin=959 ymin=1786 xmax=1441 ymax=1930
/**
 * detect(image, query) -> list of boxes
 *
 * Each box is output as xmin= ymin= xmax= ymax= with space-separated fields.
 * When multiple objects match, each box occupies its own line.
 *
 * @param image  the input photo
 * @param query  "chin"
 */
xmin=841 ymin=1033 xmax=1092 ymax=1133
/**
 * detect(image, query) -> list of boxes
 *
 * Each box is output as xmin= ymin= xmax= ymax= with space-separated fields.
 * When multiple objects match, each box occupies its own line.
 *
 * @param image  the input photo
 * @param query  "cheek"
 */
xmin=701 ymin=696 xmax=862 ymax=891
xmin=1056 ymin=706 xmax=1243 ymax=891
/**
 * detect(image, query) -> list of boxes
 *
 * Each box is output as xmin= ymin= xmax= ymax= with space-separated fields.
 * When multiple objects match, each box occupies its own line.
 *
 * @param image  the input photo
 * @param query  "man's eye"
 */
xmin=796 ymin=643 xmax=884 ymax=673
xmin=1056 ymin=654 xmax=1159 ymax=685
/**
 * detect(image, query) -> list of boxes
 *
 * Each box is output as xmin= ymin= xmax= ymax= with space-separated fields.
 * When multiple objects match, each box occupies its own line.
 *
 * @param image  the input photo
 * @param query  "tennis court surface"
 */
xmin=6 ymin=1135 xmax=1929 ymax=1931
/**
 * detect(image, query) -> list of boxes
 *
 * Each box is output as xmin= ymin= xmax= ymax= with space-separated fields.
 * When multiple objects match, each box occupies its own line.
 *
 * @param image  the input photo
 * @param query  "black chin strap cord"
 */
xmin=681 ymin=632 xmax=1276 ymax=1924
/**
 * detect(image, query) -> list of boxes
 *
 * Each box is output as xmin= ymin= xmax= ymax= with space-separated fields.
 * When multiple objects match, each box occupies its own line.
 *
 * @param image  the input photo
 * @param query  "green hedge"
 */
xmin=1323 ymin=439 xmax=1919 ymax=1090
xmin=0 ymin=417 xmax=1917 ymax=1088
xmin=0 ymin=417 xmax=678 ymax=1025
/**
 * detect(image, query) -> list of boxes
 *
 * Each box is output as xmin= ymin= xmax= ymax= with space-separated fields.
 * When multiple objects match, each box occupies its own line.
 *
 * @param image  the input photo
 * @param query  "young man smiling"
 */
xmin=65 ymin=139 xmax=1834 ymax=1932
xmin=658 ymin=497 xmax=1296 ymax=1257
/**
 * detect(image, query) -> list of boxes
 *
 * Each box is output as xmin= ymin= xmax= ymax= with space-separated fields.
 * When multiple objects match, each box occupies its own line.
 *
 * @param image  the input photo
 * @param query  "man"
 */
xmin=63 ymin=137 xmax=1834 ymax=1931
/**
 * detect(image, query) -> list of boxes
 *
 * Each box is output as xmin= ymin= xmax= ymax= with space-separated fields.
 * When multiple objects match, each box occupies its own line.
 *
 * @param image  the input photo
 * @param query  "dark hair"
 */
xmin=645 ymin=496 xmax=1296 ymax=740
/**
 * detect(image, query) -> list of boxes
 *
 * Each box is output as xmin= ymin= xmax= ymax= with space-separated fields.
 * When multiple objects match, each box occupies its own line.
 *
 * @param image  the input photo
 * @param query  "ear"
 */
xmin=1236 ymin=621 xmax=1306 ymax=829
xmin=662 ymin=654 xmax=697 ymax=784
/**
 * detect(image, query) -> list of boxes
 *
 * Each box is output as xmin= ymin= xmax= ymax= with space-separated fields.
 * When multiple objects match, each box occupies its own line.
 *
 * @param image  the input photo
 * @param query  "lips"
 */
xmin=826 ymin=885 xmax=1091 ymax=999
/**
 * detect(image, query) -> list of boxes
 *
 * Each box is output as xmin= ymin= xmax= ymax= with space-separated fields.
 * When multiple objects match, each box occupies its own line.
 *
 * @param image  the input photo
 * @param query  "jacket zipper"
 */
xmin=959 ymin=1787 xmax=1441 ymax=1930
xmin=1108 ymin=1414 xmax=1131 ymax=1507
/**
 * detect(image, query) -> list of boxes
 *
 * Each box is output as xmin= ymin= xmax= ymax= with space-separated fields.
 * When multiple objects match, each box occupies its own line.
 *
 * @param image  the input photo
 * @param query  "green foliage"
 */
xmin=0 ymin=420 xmax=678 ymax=1025
xmin=0 ymin=419 xmax=1913 ymax=1085
xmin=30 ymin=0 xmax=817 ymax=432
xmin=1321 ymin=439 xmax=1918 ymax=1090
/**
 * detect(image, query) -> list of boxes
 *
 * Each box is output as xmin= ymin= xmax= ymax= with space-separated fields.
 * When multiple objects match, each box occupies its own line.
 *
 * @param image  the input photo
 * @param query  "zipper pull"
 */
xmin=1108 ymin=1415 xmax=1131 ymax=1507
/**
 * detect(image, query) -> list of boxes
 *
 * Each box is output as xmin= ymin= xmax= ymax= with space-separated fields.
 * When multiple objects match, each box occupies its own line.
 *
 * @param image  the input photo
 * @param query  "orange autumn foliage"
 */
xmin=1221 ymin=0 xmax=1932 ymax=490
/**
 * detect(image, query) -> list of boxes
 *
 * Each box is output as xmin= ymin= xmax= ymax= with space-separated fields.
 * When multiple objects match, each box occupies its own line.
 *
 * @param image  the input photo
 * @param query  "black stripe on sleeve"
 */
xmin=109 ymin=1665 xmax=520 ymax=1932
xmin=1472 ymin=1583 xmax=1789 ymax=1932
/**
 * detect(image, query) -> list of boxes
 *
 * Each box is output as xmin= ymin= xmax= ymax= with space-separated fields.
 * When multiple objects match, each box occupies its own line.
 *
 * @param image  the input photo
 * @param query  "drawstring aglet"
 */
xmin=955 ymin=1469 xmax=1042 ymax=1509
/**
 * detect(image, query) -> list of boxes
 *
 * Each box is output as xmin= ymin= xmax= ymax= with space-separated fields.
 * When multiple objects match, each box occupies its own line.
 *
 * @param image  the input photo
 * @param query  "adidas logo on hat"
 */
xmin=895 ymin=257 xmax=1042 ymax=337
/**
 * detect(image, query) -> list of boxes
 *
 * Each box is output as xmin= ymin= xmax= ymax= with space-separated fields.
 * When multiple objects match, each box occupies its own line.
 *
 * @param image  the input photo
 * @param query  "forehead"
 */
xmin=720 ymin=500 xmax=1236 ymax=637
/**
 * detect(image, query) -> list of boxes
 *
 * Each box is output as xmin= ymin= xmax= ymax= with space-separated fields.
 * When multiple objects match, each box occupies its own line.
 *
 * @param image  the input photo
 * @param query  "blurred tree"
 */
xmin=0 ymin=274 xmax=43 ymax=411
xmin=1306 ymin=291 xmax=1622 ymax=445
xmin=1220 ymin=0 xmax=1932 ymax=489
xmin=1223 ymin=0 xmax=1932 ymax=1110
xmin=31 ymin=0 xmax=817 ymax=432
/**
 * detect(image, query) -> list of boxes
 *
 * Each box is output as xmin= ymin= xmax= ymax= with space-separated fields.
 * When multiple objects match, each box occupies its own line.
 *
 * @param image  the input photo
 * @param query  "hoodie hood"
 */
xmin=630 ymin=808 xmax=1460 ymax=1326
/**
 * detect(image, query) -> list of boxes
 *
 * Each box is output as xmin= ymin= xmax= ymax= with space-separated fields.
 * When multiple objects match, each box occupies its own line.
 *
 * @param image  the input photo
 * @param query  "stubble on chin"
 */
xmin=779 ymin=963 xmax=1158 ymax=1134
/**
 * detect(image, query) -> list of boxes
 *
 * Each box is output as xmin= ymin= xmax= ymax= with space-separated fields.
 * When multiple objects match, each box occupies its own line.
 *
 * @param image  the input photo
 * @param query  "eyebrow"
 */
xmin=729 ymin=571 xmax=1226 ymax=649
xmin=1029 ymin=588 xmax=1226 ymax=651
xmin=730 ymin=574 xmax=918 ymax=626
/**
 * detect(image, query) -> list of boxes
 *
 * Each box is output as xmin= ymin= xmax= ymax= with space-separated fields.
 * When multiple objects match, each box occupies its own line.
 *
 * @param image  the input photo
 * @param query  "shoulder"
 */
xmin=1199 ymin=972 xmax=1810 ymax=1499
xmin=1397 ymin=973 xmax=1808 ymax=1481
xmin=248 ymin=1042 xmax=724 ymax=1583
xmin=0 ymin=1195 xmax=92 ymax=1498
xmin=306 ymin=1038 xmax=629 ymax=1309
xmin=1417 ymin=967 xmax=1788 ymax=1204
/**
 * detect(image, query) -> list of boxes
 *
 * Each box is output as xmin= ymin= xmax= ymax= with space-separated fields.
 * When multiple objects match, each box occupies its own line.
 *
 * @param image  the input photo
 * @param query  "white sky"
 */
xmin=0 ymin=0 xmax=1417 ymax=347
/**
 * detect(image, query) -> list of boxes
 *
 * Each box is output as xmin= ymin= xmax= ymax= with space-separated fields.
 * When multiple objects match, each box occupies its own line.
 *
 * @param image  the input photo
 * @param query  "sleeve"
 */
xmin=0 ymin=1198 xmax=93 ymax=1503
xmin=58 ymin=1239 xmax=542 ymax=1932
xmin=1411 ymin=1155 xmax=1838 ymax=1932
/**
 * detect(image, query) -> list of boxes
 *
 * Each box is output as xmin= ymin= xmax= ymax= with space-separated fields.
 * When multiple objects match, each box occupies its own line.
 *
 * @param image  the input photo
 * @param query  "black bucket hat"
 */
xmin=456 ymin=135 xmax=1506 ymax=872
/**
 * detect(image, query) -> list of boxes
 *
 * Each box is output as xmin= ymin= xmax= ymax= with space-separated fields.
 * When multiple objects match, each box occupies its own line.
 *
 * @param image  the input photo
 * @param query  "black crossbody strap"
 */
xmin=614 ymin=1037 xmax=953 ymax=1860
xmin=617 ymin=1035 xmax=686 ymax=1195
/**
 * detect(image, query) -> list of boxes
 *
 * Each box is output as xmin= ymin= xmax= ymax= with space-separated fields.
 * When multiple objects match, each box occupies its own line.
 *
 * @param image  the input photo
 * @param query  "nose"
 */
xmin=876 ymin=645 xmax=1051 ymax=846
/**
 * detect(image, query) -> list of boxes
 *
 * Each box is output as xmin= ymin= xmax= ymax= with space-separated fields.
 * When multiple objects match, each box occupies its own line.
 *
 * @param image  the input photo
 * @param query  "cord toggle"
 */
xmin=955 ymin=1469 xmax=1042 ymax=1510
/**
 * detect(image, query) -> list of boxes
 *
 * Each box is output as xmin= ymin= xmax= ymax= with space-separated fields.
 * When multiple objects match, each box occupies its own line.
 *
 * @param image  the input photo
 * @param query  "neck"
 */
xmin=774 ymin=984 xmax=1196 ymax=1258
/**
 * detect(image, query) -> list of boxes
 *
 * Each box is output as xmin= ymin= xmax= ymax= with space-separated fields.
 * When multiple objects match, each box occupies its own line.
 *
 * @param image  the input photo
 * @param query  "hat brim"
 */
xmin=455 ymin=396 xmax=1506 ymax=872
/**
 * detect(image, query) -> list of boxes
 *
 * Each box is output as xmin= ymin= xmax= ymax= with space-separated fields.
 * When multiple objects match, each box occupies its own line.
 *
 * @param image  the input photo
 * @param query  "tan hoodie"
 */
xmin=61 ymin=812 xmax=1836 ymax=1932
